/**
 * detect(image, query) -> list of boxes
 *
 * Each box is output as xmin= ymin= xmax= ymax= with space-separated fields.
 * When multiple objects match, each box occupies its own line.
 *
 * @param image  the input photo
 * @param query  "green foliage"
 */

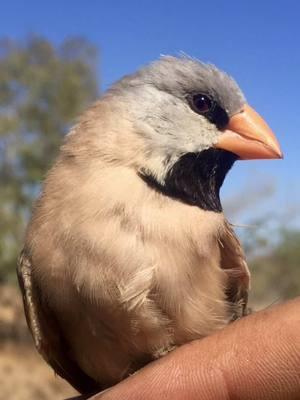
xmin=250 ymin=229 xmax=300 ymax=306
xmin=0 ymin=36 xmax=99 ymax=282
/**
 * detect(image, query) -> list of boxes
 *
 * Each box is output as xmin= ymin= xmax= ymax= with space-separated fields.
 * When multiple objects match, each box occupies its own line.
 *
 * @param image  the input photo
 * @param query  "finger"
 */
xmin=92 ymin=298 xmax=300 ymax=400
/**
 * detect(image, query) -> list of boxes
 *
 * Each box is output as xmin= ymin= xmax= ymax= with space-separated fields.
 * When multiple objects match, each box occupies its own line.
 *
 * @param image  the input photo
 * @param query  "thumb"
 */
xmin=91 ymin=298 xmax=300 ymax=400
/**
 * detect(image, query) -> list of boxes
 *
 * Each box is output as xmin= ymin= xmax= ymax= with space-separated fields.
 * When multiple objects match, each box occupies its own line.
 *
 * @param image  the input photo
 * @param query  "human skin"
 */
xmin=77 ymin=298 xmax=300 ymax=400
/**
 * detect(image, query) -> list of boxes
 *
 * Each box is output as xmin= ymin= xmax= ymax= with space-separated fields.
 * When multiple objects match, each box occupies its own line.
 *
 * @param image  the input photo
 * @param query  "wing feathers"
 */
xmin=219 ymin=222 xmax=250 ymax=318
xmin=17 ymin=250 xmax=100 ymax=394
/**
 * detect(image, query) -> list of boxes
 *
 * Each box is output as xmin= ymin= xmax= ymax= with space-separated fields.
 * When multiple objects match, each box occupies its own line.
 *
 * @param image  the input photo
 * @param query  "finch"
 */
xmin=18 ymin=56 xmax=282 ymax=394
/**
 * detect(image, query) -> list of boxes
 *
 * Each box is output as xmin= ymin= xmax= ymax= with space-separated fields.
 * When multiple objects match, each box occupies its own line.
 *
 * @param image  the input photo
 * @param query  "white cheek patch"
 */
xmin=125 ymin=86 xmax=221 ymax=183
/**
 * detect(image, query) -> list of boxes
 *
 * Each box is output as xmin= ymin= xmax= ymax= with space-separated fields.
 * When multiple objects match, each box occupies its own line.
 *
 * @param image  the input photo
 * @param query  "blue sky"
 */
xmin=2 ymin=0 xmax=300 ymax=225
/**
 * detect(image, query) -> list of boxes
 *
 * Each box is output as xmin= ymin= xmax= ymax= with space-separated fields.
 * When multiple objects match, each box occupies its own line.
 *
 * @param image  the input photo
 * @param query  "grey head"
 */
xmin=111 ymin=55 xmax=245 ymax=117
xmin=106 ymin=56 xmax=247 ymax=212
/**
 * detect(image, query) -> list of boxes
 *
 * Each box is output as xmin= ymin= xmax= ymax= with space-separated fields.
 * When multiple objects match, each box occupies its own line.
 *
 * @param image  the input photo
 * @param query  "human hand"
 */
xmin=87 ymin=298 xmax=300 ymax=400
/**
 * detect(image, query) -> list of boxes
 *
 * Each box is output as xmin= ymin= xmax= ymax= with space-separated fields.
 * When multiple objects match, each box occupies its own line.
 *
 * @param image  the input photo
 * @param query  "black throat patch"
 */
xmin=140 ymin=149 xmax=238 ymax=212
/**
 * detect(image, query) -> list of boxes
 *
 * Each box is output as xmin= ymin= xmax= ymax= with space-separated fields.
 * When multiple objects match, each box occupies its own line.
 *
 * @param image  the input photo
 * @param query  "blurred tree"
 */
xmin=249 ymin=228 xmax=300 ymax=306
xmin=0 ymin=36 xmax=99 ymax=282
xmin=226 ymin=186 xmax=300 ymax=305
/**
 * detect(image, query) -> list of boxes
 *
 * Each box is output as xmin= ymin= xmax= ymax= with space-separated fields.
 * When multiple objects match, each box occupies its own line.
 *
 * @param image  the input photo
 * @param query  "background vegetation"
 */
xmin=0 ymin=36 xmax=99 ymax=399
xmin=0 ymin=36 xmax=99 ymax=282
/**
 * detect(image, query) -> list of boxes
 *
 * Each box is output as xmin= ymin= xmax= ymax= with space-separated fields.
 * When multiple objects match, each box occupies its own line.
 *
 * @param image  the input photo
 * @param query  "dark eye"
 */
xmin=191 ymin=94 xmax=213 ymax=114
xmin=188 ymin=93 xmax=229 ymax=129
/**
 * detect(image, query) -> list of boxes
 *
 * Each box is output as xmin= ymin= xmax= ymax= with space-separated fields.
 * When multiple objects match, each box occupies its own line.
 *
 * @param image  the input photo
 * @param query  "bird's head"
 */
xmin=104 ymin=56 xmax=283 ymax=212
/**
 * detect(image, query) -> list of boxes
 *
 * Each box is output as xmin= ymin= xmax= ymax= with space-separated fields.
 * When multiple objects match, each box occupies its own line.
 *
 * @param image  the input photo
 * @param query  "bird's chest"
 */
xmin=104 ymin=202 xmax=230 ymax=341
xmin=75 ymin=200 xmax=229 ymax=332
xmin=47 ymin=202 xmax=230 ymax=384
xmin=148 ymin=224 xmax=229 ymax=341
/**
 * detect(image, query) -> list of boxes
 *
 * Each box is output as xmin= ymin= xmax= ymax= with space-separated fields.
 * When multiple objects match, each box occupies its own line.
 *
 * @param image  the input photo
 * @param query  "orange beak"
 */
xmin=214 ymin=104 xmax=283 ymax=160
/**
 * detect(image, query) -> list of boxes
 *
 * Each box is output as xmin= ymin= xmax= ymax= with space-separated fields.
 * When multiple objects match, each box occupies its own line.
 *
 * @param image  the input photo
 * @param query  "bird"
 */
xmin=17 ymin=56 xmax=282 ymax=395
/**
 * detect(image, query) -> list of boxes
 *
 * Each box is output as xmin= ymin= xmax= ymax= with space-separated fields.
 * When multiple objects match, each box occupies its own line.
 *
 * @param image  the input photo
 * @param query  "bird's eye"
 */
xmin=191 ymin=94 xmax=213 ymax=114
xmin=188 ymin=93 xmax=229 ymax=128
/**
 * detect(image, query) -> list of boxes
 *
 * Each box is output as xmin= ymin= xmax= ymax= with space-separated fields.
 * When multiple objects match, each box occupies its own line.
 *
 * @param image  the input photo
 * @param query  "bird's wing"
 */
xmin=219 ymin=221 xmax=250 ymax=319
xmin=17 ymin=249 xmax=100 ymax=395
